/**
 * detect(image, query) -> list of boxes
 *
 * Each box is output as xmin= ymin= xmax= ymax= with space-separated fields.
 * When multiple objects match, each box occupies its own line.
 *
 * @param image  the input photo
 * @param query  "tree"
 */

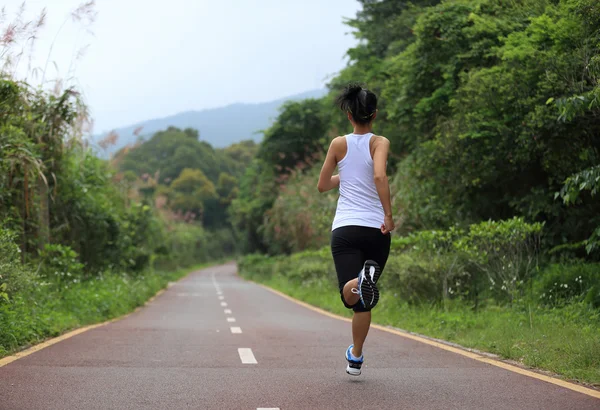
xmin=217 ymin=172 xmax=238 ymax=207
xmin=258 ymin=99 xmax=330 ymax=175
xmin=119 ymin=127 xmax=225 ymax=183
xmin=170 ymin=168 xmax=218 ymax=221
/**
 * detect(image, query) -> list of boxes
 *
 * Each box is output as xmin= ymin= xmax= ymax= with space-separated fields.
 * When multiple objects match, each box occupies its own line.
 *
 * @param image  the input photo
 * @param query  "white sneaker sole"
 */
xmin=346 ymin=364 xmax=361 ymax=376
xmin=358 ymin=269 xmax=379 ymax=309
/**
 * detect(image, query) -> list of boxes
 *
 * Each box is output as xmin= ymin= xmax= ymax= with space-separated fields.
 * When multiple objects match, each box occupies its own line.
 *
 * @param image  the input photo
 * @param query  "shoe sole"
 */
xmin=346 ymin=364 xmax=361 ymax=376
xmin=359 ymin=261 xmax=380 ymax=309
xmin=365 ymin=260 xmax=381 ymax=284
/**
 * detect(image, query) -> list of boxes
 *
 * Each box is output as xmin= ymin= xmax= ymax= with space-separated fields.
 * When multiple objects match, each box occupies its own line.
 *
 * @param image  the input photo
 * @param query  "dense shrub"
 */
xmin=38 ymin=244 xmax=85 ymax=284
xmin=243 ymin=218 xmax=546 ymax=308
xmin=385 ymin=218 xmax=543 ymax=306
xmin=536 ymin=263 xmax=600 ymax=308
xmin=0 ymin=227 xmax=36 ymax=299
xmin=155 ymin=224 xmax=237 ymax=270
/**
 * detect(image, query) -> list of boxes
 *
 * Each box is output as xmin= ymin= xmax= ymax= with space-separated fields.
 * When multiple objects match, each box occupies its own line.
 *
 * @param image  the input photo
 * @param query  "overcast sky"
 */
xmin=4 ymin=0 xmax=360 ymax=133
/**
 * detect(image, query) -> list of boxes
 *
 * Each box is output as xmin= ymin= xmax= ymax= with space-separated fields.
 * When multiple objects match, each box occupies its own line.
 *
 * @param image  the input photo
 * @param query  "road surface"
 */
xmin=1 ymin=263 xmax=598 ymax=409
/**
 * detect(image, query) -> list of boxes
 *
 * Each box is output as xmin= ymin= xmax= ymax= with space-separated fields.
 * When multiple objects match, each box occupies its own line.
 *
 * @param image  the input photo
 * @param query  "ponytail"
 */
xmin=335 ymin=83 xmax=378 ymax=125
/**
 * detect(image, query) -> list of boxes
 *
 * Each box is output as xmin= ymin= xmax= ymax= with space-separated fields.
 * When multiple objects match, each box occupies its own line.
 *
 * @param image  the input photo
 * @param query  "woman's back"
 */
xmin=332 ymin=133 xmax=384 ymax=231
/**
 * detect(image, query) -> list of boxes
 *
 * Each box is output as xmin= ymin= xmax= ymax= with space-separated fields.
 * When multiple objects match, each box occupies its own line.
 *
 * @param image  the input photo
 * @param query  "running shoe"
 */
xmin=345 ymin=344 xmax=363 ymax=376
xmin=357 ymin=260 xmax=381 ymax=309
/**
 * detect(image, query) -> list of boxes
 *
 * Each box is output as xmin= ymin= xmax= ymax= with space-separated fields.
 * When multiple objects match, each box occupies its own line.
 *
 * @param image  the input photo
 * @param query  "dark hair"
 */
xmin=335 ymin=83 xmax=378 ymax=125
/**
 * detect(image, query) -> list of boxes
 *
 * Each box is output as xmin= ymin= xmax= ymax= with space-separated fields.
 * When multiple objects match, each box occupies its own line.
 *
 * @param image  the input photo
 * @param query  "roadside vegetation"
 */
xmin=234 ymin=0 xmax=600 ymax=387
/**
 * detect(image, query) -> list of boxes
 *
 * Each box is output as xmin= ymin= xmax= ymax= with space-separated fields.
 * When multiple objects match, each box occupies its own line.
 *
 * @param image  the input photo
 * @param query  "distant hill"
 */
xmin=94 ymin=89 xmax=327 ymax=156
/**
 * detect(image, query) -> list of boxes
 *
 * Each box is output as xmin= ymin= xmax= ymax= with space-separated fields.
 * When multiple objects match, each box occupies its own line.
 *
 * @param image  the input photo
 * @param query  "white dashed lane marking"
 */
xmin=210 ymin=271 xmax=222 ymax=294
xmin=230 ymin=327 xmax=242 ymax=334
xmin=238 ymin=348 xmax=257 ymax=364
xmin=221 ymin=302 xmax=228 ymax=307
xmin=218 ymin=296 xmax=225 ymax=300
xmin=227 ymin=317 xmax=236 ymax=323
xmin=224 ymin=309 xmax=232 ymax=314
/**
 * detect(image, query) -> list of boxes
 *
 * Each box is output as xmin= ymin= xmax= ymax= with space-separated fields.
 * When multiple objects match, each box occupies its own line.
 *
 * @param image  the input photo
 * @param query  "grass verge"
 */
xmin=0 ymin=263 xmax=211 ymax=359
xmin=240 ymin=257 xmax=600 ymax=387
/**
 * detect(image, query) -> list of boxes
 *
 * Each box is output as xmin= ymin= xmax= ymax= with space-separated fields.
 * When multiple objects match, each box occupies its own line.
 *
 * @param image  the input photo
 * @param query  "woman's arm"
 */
xmin=372 ymin=137 xmax=395 ymax=233
xmin=317 ymin=138 xmax=341 ymax=193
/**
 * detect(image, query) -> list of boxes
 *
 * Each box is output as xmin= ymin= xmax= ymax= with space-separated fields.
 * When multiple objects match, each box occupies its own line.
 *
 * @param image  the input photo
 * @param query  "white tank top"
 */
xmin=332 ymin=133 xmax=385 ymax=231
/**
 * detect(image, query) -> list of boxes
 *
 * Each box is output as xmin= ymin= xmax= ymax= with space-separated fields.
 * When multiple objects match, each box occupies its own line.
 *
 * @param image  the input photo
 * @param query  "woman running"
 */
xmin=317 ymin=83 xmax=394 ymax=376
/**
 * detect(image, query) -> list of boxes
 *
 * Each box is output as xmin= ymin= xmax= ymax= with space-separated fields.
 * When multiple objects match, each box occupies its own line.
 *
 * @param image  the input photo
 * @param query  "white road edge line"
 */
xmin=257 ymin=408 xmax=280 ymax=410
xmin=238 ymin=348 xmax=257 ymax=364
xmin=227 ymin=317 xmax=236 ymax=323
xmin=230 ymin=327 xmax=242 ymax=334
xmin=221 ymin=302 xmax=228 ymax=307
xmin=224 ymin=309 xmax=232 ymax=314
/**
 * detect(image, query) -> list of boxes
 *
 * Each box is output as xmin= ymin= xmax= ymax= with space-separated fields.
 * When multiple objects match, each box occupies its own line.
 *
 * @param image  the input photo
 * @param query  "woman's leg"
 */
xmin=341 ymin=278 xmax=371 ymax=357
xmin=352 ymin=310 xmax=371 ymax=357
xmin=342 ymin=278 xmax=360 ymax=306
xmin=332 ymin=226 xmax=378 ymax=372
xmin=350 ymin=229 xmax=391 ymax=357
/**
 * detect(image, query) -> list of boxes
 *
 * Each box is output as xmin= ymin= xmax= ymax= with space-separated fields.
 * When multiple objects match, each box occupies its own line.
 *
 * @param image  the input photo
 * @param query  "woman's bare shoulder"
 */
xmin=373 ymin=135 xmax=389 ymax=144
xmin=331 ymin=136 xmax=347 ymax=161
xmin=331 ymin=136 xmax=347 ymax=150
xmin=371 ymin=135 xmax=390 ymax=149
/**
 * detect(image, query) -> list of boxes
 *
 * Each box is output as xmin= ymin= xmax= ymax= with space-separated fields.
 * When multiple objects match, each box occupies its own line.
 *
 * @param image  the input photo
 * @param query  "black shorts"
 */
xmin=331 ymin=225 xmax=391 ymax=312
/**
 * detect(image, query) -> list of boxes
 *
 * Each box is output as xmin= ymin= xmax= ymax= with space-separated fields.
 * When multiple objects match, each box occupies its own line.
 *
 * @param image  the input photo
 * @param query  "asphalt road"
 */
xmin=1 ymin=263 xmax=598 ymax=410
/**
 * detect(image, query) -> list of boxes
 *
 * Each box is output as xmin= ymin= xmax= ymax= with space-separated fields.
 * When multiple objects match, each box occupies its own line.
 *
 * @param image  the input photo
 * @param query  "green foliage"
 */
xmin=170 ymin=168 xmax=216 ymax=217
xmin=118 ymin=203 xmax=164 ymax=272
xmin=229 ymin=159 xmax=278 ymax=253
xmin=115 ymin=127 xmax=254 ymax=229
xmin=38 ymin=244 xmax=84 ymax=284
xmin=457 ymin=218 xmax=543 ymax=302
xmin=219 ymin=140 xmax=258 ymax=176
xmin=217 ymin=172 xmax=238 ymax=207
xmin=388 ymin=218 xmax=543 ymax=305
xmin=559 ymin=165 xmax=600 ymax=253
xmin=536 ymin=263 xmax=600 ymax=308
xmin=258 ymin=99 xmax=330 ymax=174
xmin=560 ymin=165 xmax=600 ymax=205
xmin=155 ymin=223 xmax=236 ymax=270
xmin=0 ymin=226 xmax=34 ymax=298
xmin=50 ymin=149 xmax=125 ymax=271
xmin=118 ymin=126 xmax=225 ymax=183
xmin=262 ymin=165 xmax=337 ymax=254
xmin=0 ymin=78 xmax=84 ymax=253
xmin=231 ymin=98 xmax=333 ymax=252
xmin=246 ymin=217 xmax=544 ymax=307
